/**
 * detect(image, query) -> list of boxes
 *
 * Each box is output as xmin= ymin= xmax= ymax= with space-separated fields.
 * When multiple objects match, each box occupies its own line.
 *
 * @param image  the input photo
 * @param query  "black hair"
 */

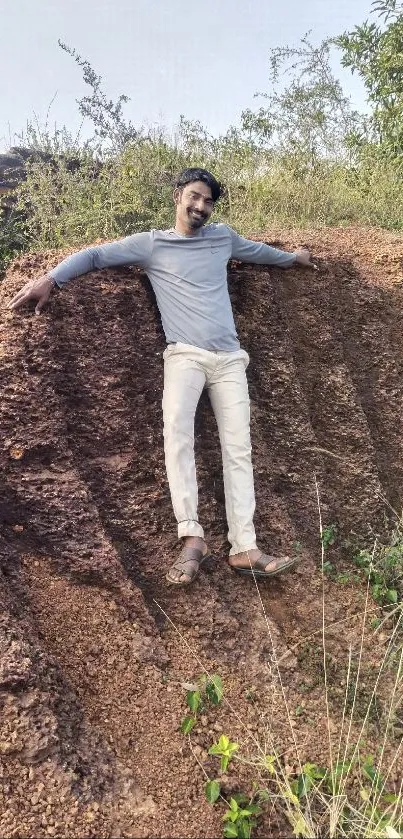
xmin=173 ymin=168 xmax=223 ymax=203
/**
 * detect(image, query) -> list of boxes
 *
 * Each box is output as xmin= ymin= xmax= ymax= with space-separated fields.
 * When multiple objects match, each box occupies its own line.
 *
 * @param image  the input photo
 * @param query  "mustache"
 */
xmin=188 ymin=209 xmax=207 ymax=219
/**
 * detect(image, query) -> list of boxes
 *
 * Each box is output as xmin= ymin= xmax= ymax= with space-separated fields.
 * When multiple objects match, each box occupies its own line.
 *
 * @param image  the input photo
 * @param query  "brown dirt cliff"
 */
xmin=0 ymin=226 xmax=402 ymax=837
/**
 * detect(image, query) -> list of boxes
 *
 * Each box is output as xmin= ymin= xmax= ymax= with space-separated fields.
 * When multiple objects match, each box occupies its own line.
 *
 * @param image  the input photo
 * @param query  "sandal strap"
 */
xmin=180 ymin=546 xmax=205 ymax=562
xmin=254 ymin=553 xmax=290 ymax=572
xmin=172 ymin=547 xmax=206 ymax=571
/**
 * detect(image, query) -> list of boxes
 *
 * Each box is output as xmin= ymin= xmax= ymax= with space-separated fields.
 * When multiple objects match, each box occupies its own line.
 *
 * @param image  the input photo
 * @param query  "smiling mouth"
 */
xmin=189 ymin=210 xmax=205 ymax=220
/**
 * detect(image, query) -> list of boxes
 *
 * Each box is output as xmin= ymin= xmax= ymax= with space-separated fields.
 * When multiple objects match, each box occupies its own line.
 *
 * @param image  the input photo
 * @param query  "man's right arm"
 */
xmin=7 ymin=232 xmax=153 ymax=315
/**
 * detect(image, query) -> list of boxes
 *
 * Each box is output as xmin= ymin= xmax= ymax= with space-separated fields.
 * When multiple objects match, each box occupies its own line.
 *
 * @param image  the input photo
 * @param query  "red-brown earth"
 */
xmin=0 ymin=226 xmax=402 ymax=837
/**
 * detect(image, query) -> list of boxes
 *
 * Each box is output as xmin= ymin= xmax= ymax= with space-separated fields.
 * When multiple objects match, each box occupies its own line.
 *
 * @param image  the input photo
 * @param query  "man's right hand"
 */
xmin=7 ymin=275 xmax=56 ymax=315
xmin=294 ymin=249 xmax=318 ymax=270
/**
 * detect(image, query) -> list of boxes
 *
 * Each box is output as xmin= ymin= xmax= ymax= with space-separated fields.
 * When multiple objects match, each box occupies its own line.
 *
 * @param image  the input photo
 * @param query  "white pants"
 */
xmin=162 ymin=342 xmax=257 ymax=555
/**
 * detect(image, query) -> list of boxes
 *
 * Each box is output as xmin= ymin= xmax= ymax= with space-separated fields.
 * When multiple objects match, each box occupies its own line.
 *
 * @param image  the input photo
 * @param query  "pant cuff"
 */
xmin=229 ymin=542 xmax=258 ymax=556
xmin=178 ymin=520 xmax=205 ymax=540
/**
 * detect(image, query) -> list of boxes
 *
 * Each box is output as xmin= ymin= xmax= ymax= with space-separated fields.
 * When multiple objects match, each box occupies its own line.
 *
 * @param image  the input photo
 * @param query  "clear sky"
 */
xmin=2 ymin=0 xmax=373 ymax=151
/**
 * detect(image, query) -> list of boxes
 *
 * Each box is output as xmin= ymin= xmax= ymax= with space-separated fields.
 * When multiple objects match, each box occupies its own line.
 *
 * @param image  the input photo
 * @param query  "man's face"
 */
xmin=174 ymin=180 xmax=214 ymax=233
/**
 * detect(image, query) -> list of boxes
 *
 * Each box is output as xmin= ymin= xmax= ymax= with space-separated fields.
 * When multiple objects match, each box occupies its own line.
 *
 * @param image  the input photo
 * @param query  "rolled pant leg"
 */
xmin=207 ymin=352 xmax=257 ymax=555
xmin=162 ymin=347 xmax=206 ymax=540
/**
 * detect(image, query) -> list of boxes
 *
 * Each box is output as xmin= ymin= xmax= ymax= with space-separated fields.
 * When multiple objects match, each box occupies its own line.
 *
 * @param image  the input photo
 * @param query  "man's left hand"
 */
xmin=294 ymin=249 xmax=318 ymax=270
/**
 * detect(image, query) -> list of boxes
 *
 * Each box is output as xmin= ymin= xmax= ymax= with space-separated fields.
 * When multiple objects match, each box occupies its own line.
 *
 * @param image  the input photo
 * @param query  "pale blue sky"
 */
xmin=2 ymin=0 xmax=373 ymax=151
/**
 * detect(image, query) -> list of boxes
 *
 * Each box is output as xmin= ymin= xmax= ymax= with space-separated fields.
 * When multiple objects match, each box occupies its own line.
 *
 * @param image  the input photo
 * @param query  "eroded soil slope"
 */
xmin=0 ymin=226 xmax=402 ymax=837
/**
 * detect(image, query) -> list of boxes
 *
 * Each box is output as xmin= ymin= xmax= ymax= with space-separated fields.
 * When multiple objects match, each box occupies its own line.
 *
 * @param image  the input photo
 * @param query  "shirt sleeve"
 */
xmin=229 ymin=227 xmax=296 ymax=267
xmin=49 ymin=231 xmax=154 ymax=287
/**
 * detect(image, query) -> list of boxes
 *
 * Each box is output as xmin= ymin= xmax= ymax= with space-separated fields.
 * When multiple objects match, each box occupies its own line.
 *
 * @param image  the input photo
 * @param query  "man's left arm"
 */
xmin=229 ymin=228 xmax=317 ymax=269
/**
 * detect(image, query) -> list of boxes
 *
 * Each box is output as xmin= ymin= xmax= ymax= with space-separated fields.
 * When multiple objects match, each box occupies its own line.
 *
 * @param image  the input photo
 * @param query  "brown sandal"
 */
xmin=166 ymin=546 xmax=209 ymax=586
xmin=232 ymin=553 xmax=298 ymax=578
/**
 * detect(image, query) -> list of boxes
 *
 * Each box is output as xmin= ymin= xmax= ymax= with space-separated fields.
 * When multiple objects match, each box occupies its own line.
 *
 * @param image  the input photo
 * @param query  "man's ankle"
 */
xmin=184 ymin=535 xmax=205 ymax=547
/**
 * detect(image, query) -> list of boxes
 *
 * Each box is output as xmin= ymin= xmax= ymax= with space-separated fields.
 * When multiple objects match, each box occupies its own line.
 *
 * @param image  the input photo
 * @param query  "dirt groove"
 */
xmin=0 ymin=226 xmax=403 ymax=837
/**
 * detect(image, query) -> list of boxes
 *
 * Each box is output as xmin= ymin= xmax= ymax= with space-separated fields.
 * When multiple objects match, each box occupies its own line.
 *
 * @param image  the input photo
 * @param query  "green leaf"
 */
xmin=332 ymin=760 xmax=351 ymax=780
xmin=362 ymin=757 xmax=383 ymax=788
xmin=205 ymin=779 xmax=221 ymax=804
xmin=297 ymin=773 xmax=313 ymax=799
xmin=223 ymin=804 xmax=239 ymax=823
xmin=321 ymin=523 xmax=337 ymax=549
xmin=186 ymin=690 xmax=201 ymax=714
xmin=209 ymin=735 xmax=230 ymax=755
xmin=206 ymin=673 xmax=223 ymax=704
xmin=180 ymin=715 xmax=196 ymax=735
xmin=219 ymin=734 xmax=230 ymax=751
xmin=239 ymin=808 xmax=257 ymax=819
xmin=302 ymin=762 xmax=326 ymax=780
xmin=245 ymin=804 xmax=261 ymax=816
xmin=256 ymin=788 xmax=271 ymax=802
xmin=386 ymin=588 xmax=398 ymax=603
xmin=209 ymin=735 xmax=239 ymax=773
xmin=238 ymin=819 xmax=252 ymax=839
xmin=221 ymin=754 xmax=230 ymax=772
xmin=382 ymin=793 xmax=399 ymax=804
xmin=231 ymin=793 xmax=249 ymax=805
xmin=223 ymin=824 xmax=239 ymax=838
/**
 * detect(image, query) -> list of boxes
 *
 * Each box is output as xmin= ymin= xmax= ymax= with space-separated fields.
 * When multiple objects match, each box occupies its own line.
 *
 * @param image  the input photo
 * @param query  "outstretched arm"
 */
xmin=7 ymin=232 xmax=153 ymax=314
xmin=229 ymin=228 xmax=317 ymax=269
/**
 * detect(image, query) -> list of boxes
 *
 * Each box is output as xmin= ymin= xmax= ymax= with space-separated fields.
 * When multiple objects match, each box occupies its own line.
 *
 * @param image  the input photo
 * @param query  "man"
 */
xmin=8 ymin=167 xmax=316 ymax=586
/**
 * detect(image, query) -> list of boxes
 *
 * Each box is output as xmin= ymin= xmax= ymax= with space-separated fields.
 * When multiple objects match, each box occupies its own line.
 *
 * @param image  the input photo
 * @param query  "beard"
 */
xmin=187 ymin=208 xmax=207 ymax=229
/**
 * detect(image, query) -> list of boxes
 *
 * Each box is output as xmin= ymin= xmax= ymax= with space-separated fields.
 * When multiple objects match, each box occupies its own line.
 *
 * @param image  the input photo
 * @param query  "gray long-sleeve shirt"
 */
xmin=50 ymin=223 xmax=296 ymax=351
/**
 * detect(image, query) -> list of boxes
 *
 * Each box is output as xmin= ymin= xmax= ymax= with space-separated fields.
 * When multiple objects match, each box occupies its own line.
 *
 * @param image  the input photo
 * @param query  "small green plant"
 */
xmin=336 ymin=571 xmax=355 ymax=584
xmin=323 ymin=560 xmax=358 ymax=586
xmin=205 ymin=738 xmax=266 ymax=837
xmin=353 ymin=524 xmax=403 ymax=609
xmin=208 ymin=734 xmax=240 ymax=773
xmin=291 ymin=761 xmax=327 ymax=799
xmin=323 ymin=559 xmax=335 ymax=575
xmin=221 ymin=795 xmax=262 ymax=839
xmin=321 ymin=523 xmax=337 ymax=550
xmin=282 ymin=754 xmax=402 ymax=835
xmin=174 ymin=500 xmax=403 ymax=839
xmin=205 ymin=784 xmax=262 ymax=839
xmin=180 ymin=673 xmax=223 ymax=734
xmin=178 ymin=625 xmax=402 ymax=838
xmin=180 ymin=676 xmax=263 ymax=837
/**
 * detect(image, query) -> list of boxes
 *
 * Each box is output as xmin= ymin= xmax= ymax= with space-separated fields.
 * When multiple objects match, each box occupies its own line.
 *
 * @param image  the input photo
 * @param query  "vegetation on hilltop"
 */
xmin=1 ymin=0 xmax=402 ymax=274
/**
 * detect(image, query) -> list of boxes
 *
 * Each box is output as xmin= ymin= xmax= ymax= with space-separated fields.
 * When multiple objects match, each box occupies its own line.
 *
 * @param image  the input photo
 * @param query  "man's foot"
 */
xmin=166 ymin=537 xmax=209 ymax=585
xmin=228 ymin=548 xmax=298 ymax=578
